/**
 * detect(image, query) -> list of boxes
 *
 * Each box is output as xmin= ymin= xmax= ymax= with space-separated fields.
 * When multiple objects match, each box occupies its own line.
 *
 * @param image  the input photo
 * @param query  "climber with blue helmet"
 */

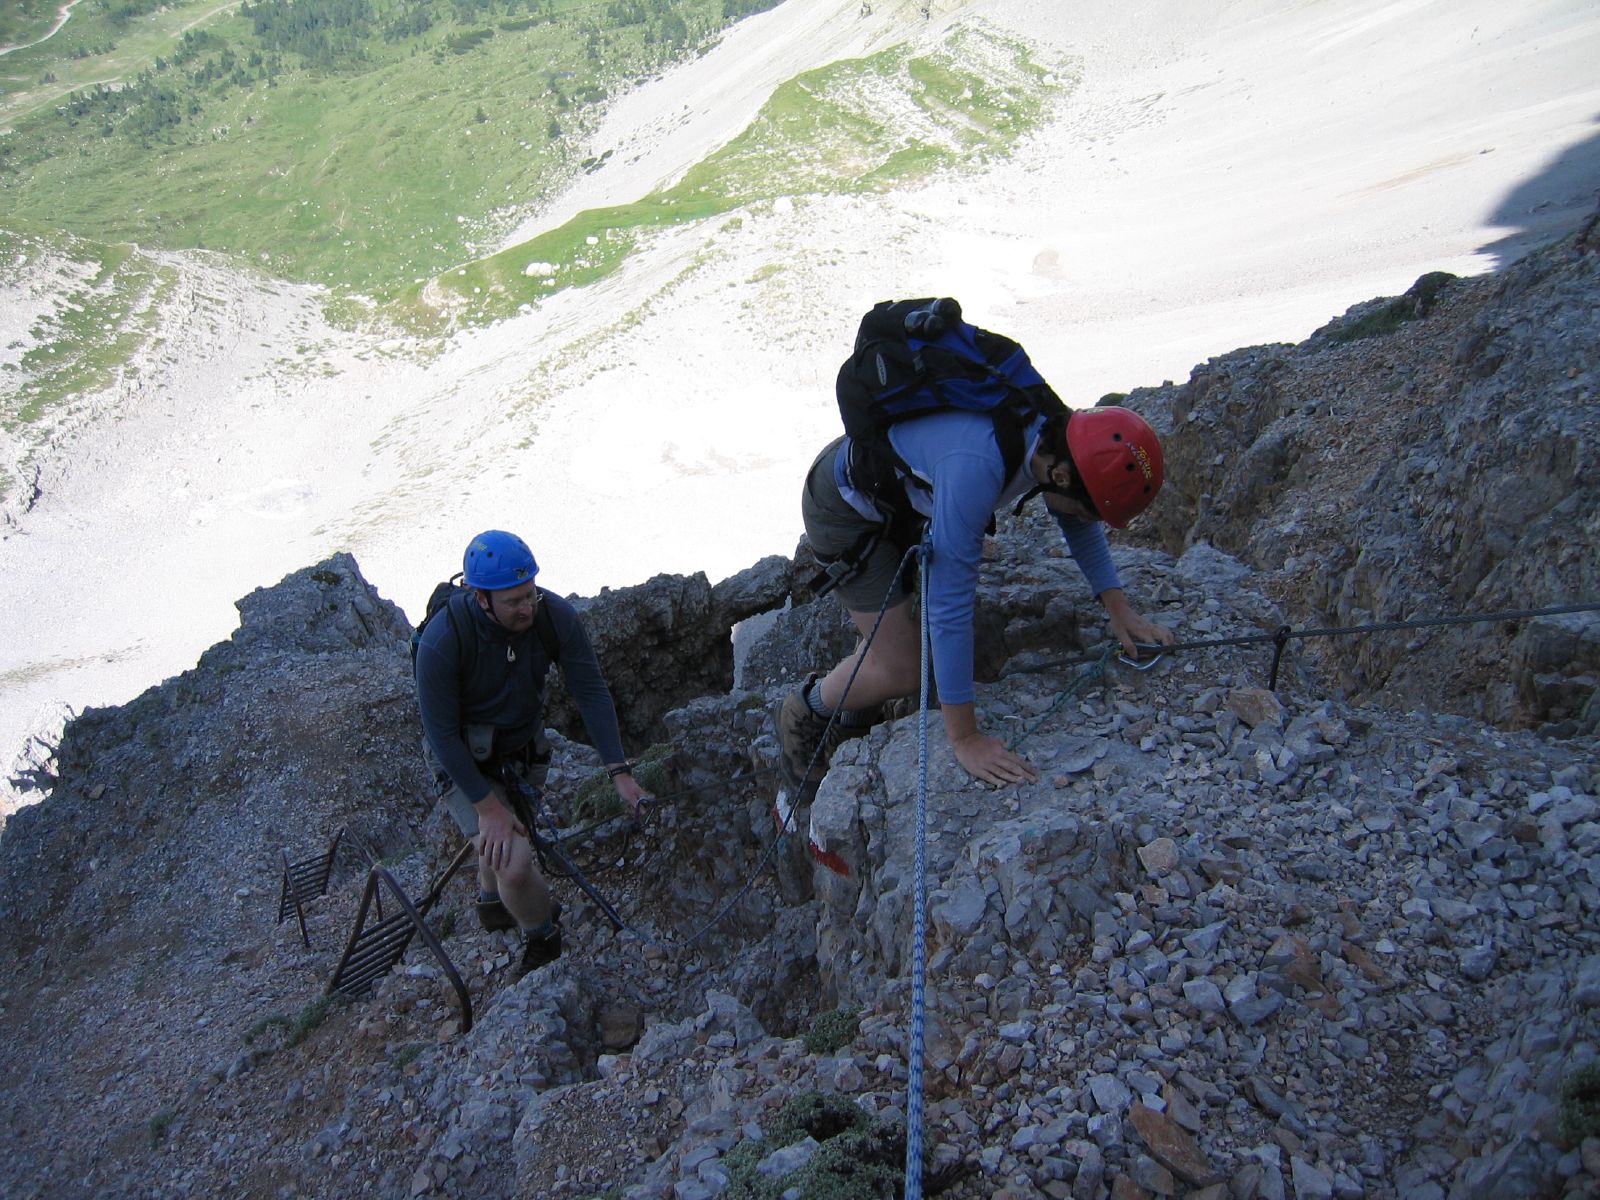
xmin=415 ymin=530 xmax=649 ymax=971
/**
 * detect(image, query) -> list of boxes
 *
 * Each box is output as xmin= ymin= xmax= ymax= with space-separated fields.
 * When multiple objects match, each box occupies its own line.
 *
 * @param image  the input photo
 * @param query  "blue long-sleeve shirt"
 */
xmin=415 ymin=589 xmax=626 ymax=805
xmin=837 ymin=411 xmax=1122 ymax=706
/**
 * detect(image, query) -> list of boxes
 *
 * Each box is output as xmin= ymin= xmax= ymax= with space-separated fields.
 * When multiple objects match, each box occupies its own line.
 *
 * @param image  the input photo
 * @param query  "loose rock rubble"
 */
xmin=791 ymin=549 xmax=1598 ymax=1200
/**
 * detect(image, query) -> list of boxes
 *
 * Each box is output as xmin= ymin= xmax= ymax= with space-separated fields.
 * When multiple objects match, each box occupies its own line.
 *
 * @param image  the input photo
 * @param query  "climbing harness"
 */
xmin=804 ymin=493 xmax=928 ymax=601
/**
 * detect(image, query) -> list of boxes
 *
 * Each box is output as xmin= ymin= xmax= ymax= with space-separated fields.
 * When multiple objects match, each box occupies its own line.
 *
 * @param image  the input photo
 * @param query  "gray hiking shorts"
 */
xmin=801 ymin=437 xmax=913 ymax=614
xmin=423 ymin=733 xmax=550 ymax=838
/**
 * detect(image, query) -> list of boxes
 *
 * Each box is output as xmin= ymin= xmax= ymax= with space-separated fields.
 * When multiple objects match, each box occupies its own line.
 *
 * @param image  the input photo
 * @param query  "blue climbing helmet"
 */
xmin=463 ymin=530 xmax=538 ymax=590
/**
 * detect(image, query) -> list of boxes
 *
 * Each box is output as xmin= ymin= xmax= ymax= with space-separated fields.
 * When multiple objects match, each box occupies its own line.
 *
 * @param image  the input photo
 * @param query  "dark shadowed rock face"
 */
xmin=547 ymin=554 xmax=792 ymax=748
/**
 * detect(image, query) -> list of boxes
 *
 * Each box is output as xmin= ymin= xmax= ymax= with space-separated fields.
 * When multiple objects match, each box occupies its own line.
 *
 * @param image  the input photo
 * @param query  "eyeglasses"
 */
xmin=500 ymin=588 xmax=539 ymax=612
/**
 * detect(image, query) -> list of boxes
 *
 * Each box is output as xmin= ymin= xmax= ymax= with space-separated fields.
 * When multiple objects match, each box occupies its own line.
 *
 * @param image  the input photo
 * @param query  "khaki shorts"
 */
xmin=801 ymin=437 xmax=914 ymax=613
xmin=423 ymin=732 xmax=550 ymax=837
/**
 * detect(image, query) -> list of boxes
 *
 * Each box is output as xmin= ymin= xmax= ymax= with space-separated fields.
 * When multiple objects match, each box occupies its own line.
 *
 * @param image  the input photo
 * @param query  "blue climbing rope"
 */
xmin=905 ymin=532 xmax=933 ymax=1198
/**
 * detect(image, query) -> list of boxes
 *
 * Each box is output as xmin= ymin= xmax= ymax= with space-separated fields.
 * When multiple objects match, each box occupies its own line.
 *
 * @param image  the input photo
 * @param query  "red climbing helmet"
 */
xmin=1065 ymin=406 xmax=1164 ymax=528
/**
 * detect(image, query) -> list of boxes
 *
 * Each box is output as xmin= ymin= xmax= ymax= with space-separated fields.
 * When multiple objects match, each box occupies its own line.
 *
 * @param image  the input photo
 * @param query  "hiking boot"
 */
xmin=775 ymin=676 xmax=874 ymax=802
xmin=518 ymin=925 xmax=563 ymax=972
xmin=476 ymin=896 xmax=517 ymax=932
xmin=517 ymin=901 xmax=564 ymax=973
xmin=776 ymin=680 xmax=829 ymax=801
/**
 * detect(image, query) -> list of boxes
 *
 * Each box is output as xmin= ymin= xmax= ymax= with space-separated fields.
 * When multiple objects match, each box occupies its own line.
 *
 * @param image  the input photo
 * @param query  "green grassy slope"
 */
xmin=0 ymin=0 xmax=777 ymax=449
xmin=1 ymin=220 xmax=175 ymax=432
xmin=1 ymin=0 xmax=773 ymax=295
xmin=0 ymin=1 xmax=1075 ymax=450
xmin=0 ymin=0 xmax=65 ymax=52
xmin=413 ymin=23 xmax=1077 ymax=327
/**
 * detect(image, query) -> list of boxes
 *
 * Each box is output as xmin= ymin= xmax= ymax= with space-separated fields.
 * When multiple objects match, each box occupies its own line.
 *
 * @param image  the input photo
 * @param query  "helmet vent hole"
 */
xmin=1112 ymin=432 xmax=1123 ymax=441
xmin=1126 ymin=463 xmax=1135 ymax=471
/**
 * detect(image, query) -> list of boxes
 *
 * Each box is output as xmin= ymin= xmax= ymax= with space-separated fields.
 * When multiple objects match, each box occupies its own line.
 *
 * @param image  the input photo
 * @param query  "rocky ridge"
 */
xmin=1 ymin=219 xmax=1598 ymax=1200
xmin=1132 ymin=209 xmax=1600 ymax=729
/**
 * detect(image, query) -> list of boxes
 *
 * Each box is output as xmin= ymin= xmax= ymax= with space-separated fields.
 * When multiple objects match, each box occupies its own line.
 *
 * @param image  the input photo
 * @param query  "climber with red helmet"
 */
xmin=415 ymin=530 xmax=650 ymax=970
xmin=782 ymin=390 xmax=1173 ymax=794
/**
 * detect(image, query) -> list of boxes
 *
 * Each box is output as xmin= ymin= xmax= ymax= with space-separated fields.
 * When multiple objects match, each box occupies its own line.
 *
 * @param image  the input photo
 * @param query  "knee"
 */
xmin=498 ymin=839 xmax=541 ymax=887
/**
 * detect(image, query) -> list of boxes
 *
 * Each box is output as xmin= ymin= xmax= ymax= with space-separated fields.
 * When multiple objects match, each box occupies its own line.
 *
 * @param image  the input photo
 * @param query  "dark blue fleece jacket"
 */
xmin=415 ymin=589 xmax=626 ymax=805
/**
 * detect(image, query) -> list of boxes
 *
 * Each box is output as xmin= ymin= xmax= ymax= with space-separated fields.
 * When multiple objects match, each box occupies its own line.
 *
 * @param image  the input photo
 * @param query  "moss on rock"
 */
xmin=572 ymin=741 xmax=673 ymax=822
xmin=1559 ymin=1061 xmax=1600 ymax=1146
xmin=802 ymin=1005 xmax=860 ymax=1056
xmin=721 ymin=1091 xmax=904 ymax=1200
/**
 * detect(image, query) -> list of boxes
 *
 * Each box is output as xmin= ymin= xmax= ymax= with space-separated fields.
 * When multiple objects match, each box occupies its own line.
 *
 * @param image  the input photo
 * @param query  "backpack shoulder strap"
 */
xmin=444 ymin=591 xmax=478 ymax=680
xmin=534 ymin=588 xmax=561 ymax=665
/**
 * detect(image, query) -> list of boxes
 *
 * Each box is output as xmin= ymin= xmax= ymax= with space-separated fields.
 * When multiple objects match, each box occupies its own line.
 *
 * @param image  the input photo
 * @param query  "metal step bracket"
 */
xmin=277 ymin=828 xmax=346 ymax=947
xmin=326 ymin=842 xmax=475 ymax=1034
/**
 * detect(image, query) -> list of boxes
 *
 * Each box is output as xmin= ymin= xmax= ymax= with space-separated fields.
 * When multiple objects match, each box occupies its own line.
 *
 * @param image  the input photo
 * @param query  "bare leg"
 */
xmin=816 ymin=598 xmax=922 ymax=713
xmin=475 ymin=832 xmax=554 ymax=930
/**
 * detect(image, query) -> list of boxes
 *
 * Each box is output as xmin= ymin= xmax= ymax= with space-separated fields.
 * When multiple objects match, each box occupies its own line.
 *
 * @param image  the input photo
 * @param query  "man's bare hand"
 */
xmin=952 ymin=732 xmax=1039 ymax=786
xmin=1101 ymin=587 xmax=1175 ymax=659
xmin=613 ymin=773 xmax=653 ymax=822
xmin=474 ymin=792 xmax=527 ymax=872
xmin=1109 ymin=611 xmax=1174 ymax=658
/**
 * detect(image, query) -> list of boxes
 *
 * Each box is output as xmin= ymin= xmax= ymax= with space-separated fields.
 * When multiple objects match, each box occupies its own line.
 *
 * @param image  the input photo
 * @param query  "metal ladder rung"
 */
xmin=326 ymin=843 xmax=475 ymax=1031
xmin=276 ymin=829 xmax=346 ymax=947
xmin=334 ymin=961 xmax=401 ymax=998
xmin=337 ymin=930 xmax=420 ymax=979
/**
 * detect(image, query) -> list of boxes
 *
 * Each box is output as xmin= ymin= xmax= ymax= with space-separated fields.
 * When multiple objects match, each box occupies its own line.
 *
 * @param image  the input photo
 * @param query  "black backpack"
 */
xmin=410 ymin=574 xmax=559 ymax=677
xmin=835 ymin=296 xmax=1069 ymax=524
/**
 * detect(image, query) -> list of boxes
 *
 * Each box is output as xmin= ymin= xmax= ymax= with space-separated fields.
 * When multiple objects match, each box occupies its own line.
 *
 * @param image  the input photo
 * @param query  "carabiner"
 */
xmin=1117 ymin=643 xmax=1167 ymax=671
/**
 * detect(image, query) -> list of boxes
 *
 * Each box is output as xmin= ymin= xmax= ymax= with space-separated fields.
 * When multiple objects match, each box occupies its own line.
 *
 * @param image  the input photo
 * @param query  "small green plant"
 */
xmin=392 ymin=1042 xmax=427 ymax=1071
xmin=147 ymin=1107 xmax=176 ymax=1149
xmin=721 ymin=1091 xmax=904 ymax=1200
xmin=286 ymin=995 xmax=344 ymax=1046
xmin=1559 ymin=1061 xmax=1600 ymax=1146
xmin=803 ymin=1006 xmax=860 ymax=1055
xmin=1322 ymin=271 xmax=1458 ymax=344
xmin=572 ymin=742 xmax=673 ymax=822
xmin=1577 ymin=686 xmax=1599 ymax=735
xmin=243 ymin=1012 xmax=294 ymax=1046
xmin=243 ymin=995 xmax=346 ymax=1052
